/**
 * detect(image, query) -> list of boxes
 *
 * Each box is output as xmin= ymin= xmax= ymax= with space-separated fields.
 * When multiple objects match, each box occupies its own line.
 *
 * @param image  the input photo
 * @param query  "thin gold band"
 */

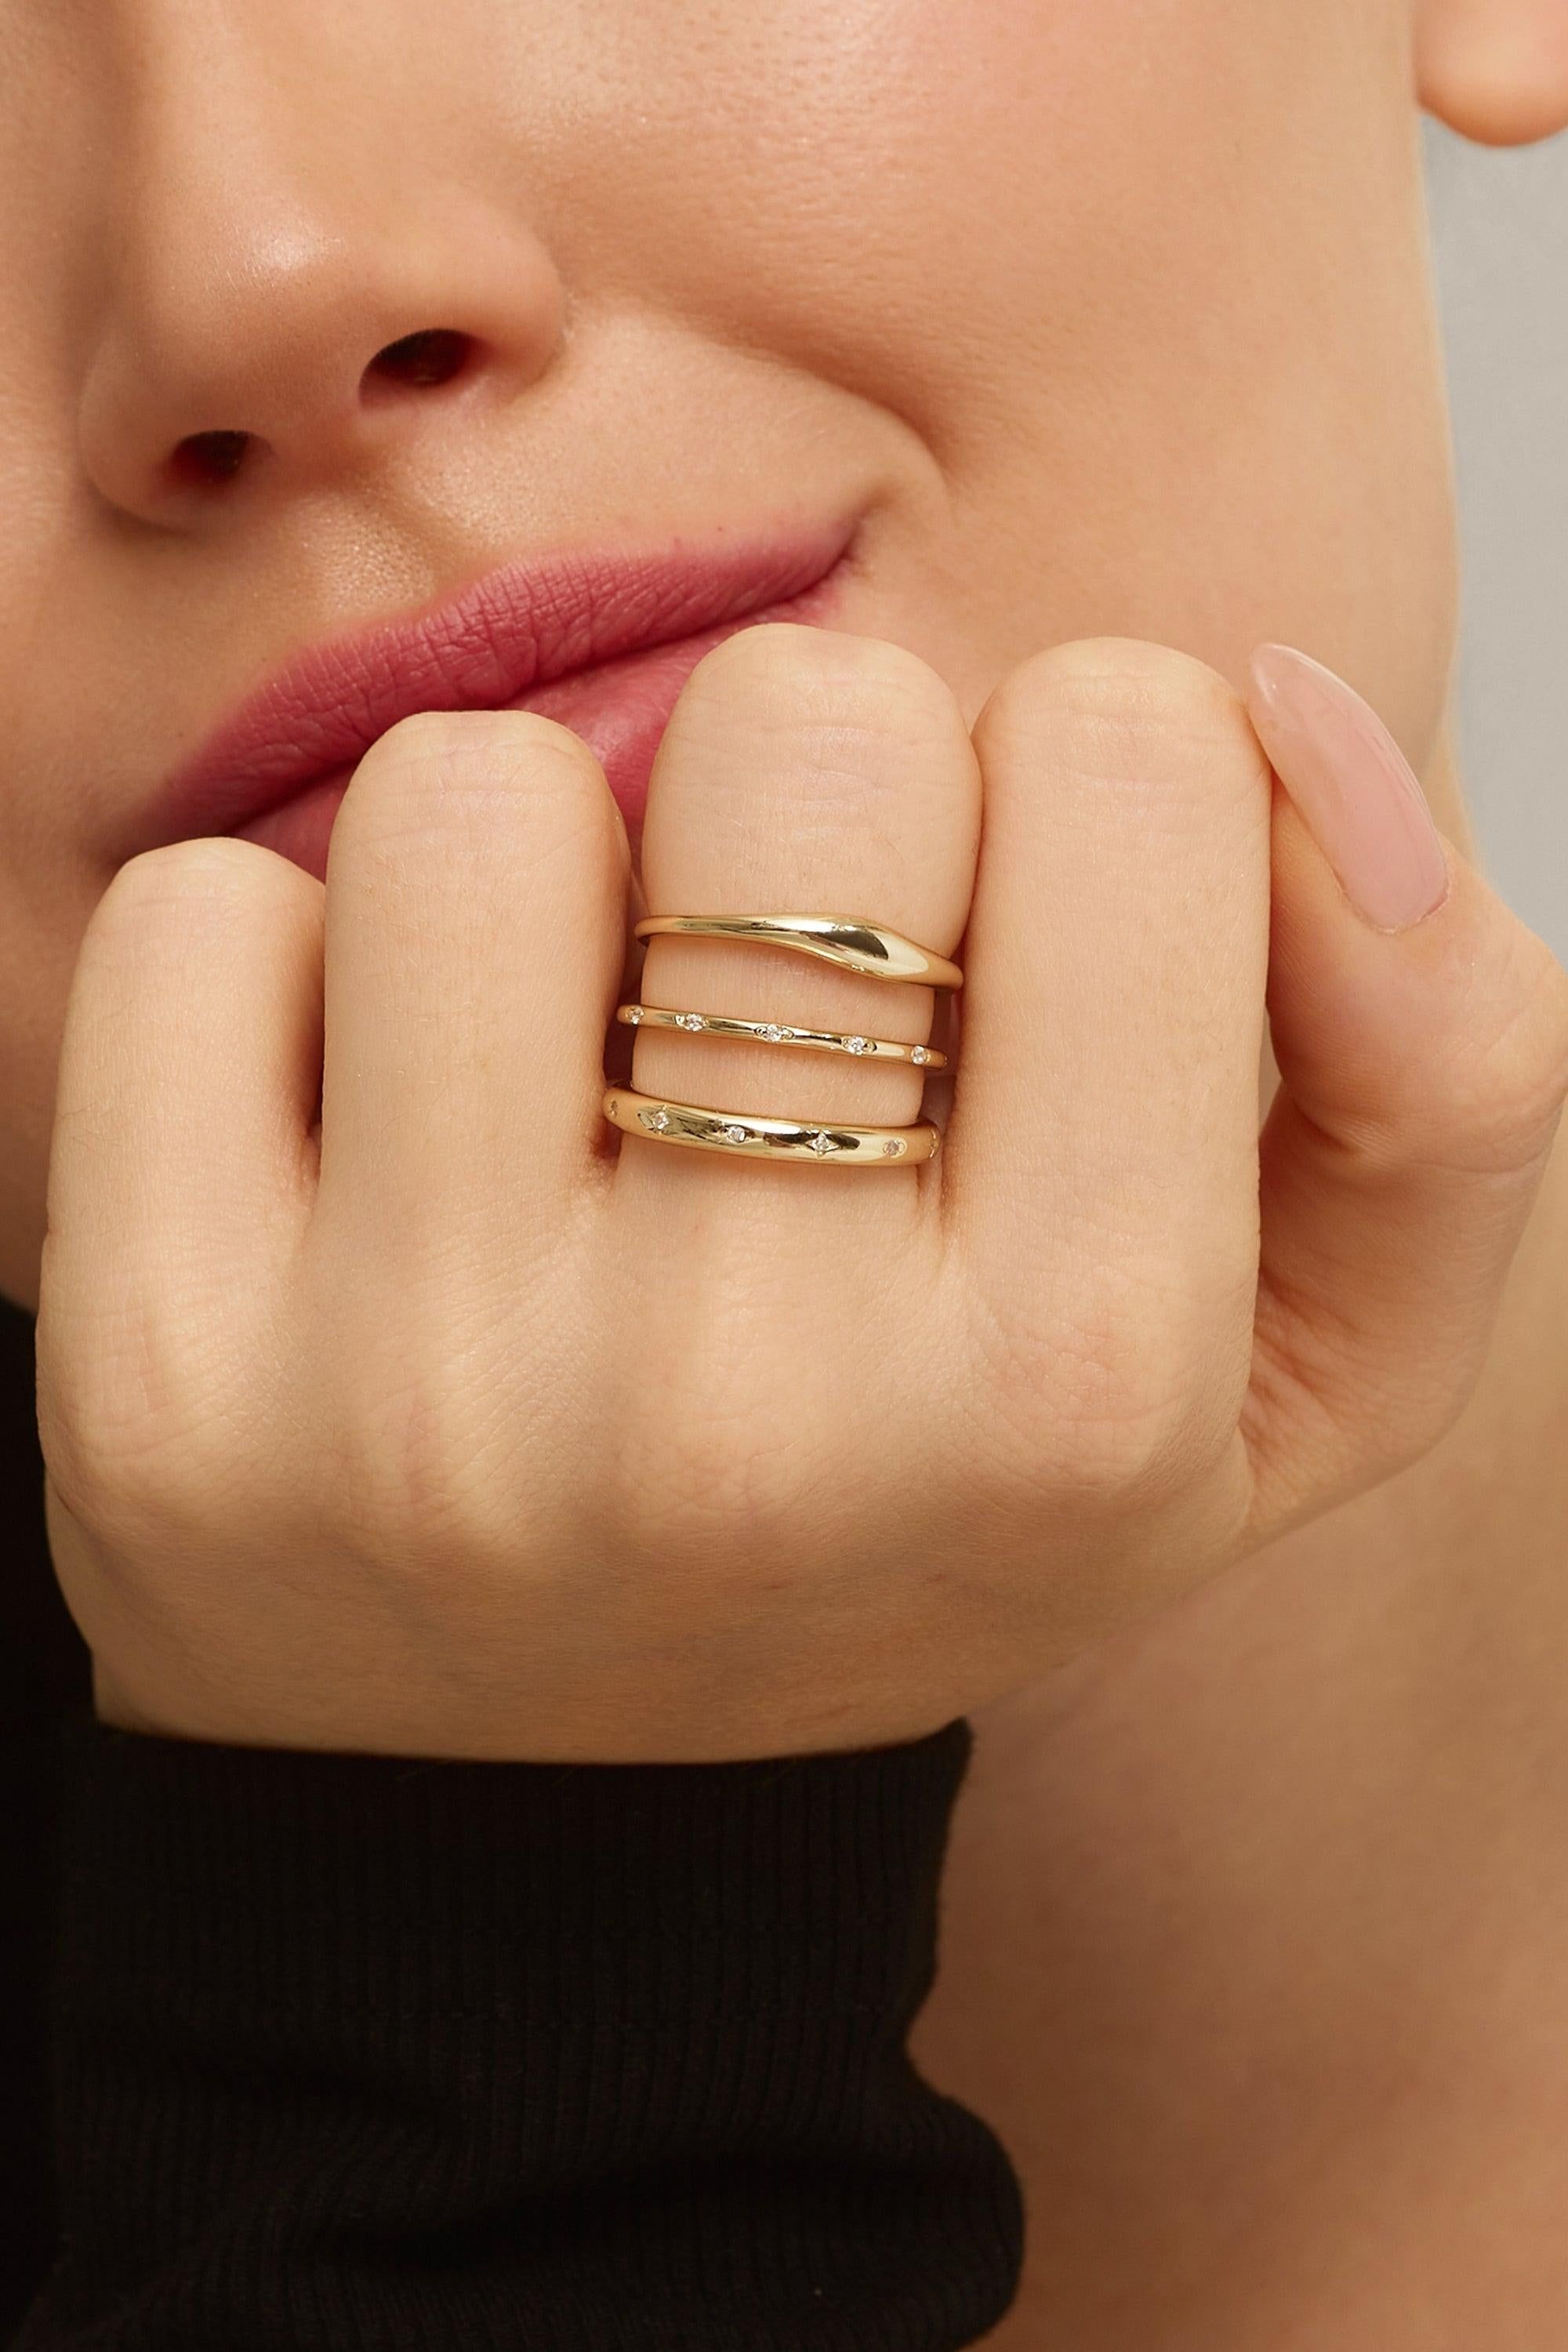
xmin=616 ymin=1004 xmax=946 ymax=1070
xmin=603 ymin=1090 xmax=940 ymax=1167
xmin=633 ymin=913 xmax=964 ymax=991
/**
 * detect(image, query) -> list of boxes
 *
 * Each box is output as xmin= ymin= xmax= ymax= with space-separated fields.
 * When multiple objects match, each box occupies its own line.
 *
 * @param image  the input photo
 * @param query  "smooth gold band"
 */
xmin=616 ymin=1004 xmax=946 ymax=1070
xmin=633 ymin=913 xmax=964 ymax=992
xmin=603 ymin=1090 xmax=940 ymax=1167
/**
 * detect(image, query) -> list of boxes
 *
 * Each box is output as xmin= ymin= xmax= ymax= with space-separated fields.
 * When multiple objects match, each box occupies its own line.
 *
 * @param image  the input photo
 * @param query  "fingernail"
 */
xmin=1247 ymin=644 xmax=1450 ymax=931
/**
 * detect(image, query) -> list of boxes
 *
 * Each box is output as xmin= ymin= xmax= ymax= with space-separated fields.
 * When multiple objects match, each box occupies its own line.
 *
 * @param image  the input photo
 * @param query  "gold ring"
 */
xmin=633 ymin=914 xmax=964 ymax=991
xmin=616 ymin=1004 xmax=946 ymax=1070
xmin=603 ymin=1090 xmax=940 ymax=1166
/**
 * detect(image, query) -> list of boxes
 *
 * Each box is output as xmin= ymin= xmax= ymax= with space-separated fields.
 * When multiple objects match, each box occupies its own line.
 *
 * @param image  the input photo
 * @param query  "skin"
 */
xmin=5 ymin=0 xmax=1568 ymax=2339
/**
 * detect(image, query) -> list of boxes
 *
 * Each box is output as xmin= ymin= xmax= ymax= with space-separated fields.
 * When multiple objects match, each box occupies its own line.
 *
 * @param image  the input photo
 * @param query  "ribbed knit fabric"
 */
xmin=19 ymin=1718 xmax=1022 ymax=2350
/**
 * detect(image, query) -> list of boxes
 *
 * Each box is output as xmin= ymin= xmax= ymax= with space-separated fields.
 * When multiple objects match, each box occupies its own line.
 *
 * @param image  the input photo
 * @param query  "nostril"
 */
xmin=361 ymin=328 xmax=474 ymax=397
xmin=154 ymin=332 xmax=474 ymax=499
xmin=168 ymin=429 xmax=254 ymax=491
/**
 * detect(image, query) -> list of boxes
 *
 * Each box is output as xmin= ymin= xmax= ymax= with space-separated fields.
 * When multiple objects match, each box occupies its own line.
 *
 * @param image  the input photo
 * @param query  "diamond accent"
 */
xmin=625 ymin=1005 xmax=644 ymax=1025
xmin=844 ymin=1035 xmax=872 ymax=1056
xmin=911 ymin=1045 xmax=931 ymax=1067
xmin=724 ymin=1123 xmax=749 ymax=1145
xmin=677 ymin=1011 xmax=705 ymax=1032
xmin=810 ymin=1130 xmax=836 ymax=1156
xmin=646 ymin=1108 xmax=671 ymax=1134
xmin=760 ymin=1024 xmax=786 ymax=1044
xmin=884 ymin=1139 xmax=903 ymax=1157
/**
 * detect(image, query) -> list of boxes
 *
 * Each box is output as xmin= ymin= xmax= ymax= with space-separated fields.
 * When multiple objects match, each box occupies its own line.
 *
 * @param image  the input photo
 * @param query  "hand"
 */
xmin=35 ymin=629 xmax=1568 ymax=1759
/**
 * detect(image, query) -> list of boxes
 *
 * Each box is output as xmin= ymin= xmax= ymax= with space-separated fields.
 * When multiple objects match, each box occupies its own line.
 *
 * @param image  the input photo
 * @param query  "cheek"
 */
xmin=575 ymin=0 xmax=1452 ymax=757
xmin=543 ymin=1 xmax=1367 ymax=407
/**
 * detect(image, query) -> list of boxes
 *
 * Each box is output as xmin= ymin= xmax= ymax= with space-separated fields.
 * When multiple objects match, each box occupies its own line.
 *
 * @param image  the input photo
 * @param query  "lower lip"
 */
xmin=235 ymin=575 xmax=840 ymax=881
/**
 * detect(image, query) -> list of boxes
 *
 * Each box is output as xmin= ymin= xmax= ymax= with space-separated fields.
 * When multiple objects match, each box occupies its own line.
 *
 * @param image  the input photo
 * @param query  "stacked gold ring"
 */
xmin=606 ymin=913 xmax=959 ymax=1169
xmin=616 ymin=1004 xmax=946 ymax=1069
xmin=603 ymin=1093 xmax=942 ymax=1165
xmin=633 ymin=913 xmax=964 ymax=991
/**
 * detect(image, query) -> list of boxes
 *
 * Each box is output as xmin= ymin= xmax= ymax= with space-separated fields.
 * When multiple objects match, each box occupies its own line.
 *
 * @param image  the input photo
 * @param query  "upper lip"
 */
xmin=154 ymin=524 xmax=855 ymax=848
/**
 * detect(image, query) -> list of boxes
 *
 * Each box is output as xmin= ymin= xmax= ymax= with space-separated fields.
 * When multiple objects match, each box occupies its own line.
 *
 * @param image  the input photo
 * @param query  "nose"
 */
xmin=77 ymin=59 xmax=564 ymax=522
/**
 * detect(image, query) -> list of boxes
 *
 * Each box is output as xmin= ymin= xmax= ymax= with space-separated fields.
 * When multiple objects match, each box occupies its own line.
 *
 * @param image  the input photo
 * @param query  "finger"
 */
xmin=1241 ymin=649 xmax=1568 ymax=1537
xmin=622 ymin=623 xmax=978 ymax=1233
xmin=951 ymin=641 xmax=1272 ymax=1414
xmin=42 ymin=837 xmax=322 ymax=1379
xmin=318 ymin=709 xmax=628 ymax=1242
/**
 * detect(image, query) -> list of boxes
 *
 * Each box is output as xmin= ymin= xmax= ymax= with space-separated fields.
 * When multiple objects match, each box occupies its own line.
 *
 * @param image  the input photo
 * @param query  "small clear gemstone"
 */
xmin=646 ymin=1108 xmax=671 ymax=1134
xmin=625 ymin=1005 xmax=644 ymax=1025
xmin=845 ymin=1035 xmax=872 ymax=1056
xmin=810 ymin=1130 xmax=835 ymax=1156
xmin=677 ymin=1011 xmax=705 ymax=1032
xmin=724 ymin=1123 xmax=748 ymax=1145
xmin=884 ymin=1138 xmax=903 ymax=1157
xmin=911 ymin=1045 xmax=931 ymax=1066
xmin=760 ymin=1023 xmax=786 ymax=1044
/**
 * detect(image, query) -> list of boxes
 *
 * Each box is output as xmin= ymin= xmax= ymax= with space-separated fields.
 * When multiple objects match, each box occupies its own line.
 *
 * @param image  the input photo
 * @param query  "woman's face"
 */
xmin=0 ymin=0 xmax=1455 ymax=1305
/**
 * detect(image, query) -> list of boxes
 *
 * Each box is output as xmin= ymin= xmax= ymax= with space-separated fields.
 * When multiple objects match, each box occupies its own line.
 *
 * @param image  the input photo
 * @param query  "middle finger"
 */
xmin=618 ymin=623 xmax=979 ymax=1247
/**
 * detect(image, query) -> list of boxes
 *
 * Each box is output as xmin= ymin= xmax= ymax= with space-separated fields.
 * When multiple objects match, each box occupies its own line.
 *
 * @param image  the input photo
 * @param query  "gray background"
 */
xmin=1428 ymin=122 xmax=1568 ymax=957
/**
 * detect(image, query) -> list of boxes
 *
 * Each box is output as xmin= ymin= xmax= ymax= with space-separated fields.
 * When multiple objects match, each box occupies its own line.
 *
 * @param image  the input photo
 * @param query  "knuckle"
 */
xmin=338 ymin=706 xmax=620 ymax=889
xmin=1011 ymin=1381 xmax=1205 ymax=1521
xmin=638 ymin=1412 xmax=813 ymax=1556
xmin=49 ymin=1428 xmax=182 ymax=1548
xmin=341 ymin=710 xmax=615 ymax=858
xmin=37 ymin=1312 xmax=225 ymax=1544
xmin=315 ymin=1352 xmax=514 ymax=1573
xmin=615 ymin=1308 xmax=831 ymax=1560
xmin=982 ymin=637 xmax=1261 ymax=789
xmin=1005 ymin=634 xmax=1236 ymax=708
xmin=1054 ymin=1403 xmax=1201 ymax=1516
xmin=362 ymin=705 xmax=592 ymax=780
xmin=63 ymin=845 xmax=315 ymax=1076
xmin=95 ymin=835 xmax=284 ymax=939
xmin=351 ymin=706 xmax=514 ymax=775
xmin=966 ymin=1273 xmax=1223 ymax=1517
xmin=687 ymin=621 xmax=964 ymax=760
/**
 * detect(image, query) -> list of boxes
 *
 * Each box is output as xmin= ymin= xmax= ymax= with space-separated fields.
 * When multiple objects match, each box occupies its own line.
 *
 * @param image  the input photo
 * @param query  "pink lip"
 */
xmin=154 ymin=524 xmax=855 ymax=877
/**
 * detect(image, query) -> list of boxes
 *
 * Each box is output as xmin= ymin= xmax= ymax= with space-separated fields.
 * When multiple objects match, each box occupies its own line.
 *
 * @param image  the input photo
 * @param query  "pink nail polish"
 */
xmin=1247 ymin=645 xmax=1450 ymax=931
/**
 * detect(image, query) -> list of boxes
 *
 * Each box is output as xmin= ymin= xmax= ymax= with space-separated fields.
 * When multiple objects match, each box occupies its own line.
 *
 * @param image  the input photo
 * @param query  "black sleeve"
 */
xmin=18 ymin=1717 xmax=1022 ymax=2350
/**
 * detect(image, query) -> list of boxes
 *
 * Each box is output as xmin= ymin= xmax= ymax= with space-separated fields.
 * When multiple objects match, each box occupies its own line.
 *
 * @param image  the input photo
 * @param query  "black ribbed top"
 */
xmin=18 ymin=1718 xmax=1022 ymax=2349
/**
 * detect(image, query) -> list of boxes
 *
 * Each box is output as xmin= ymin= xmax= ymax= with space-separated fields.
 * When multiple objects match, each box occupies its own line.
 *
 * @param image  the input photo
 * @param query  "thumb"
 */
xmin=1240 ymin=644 xmax=1568 ymax=1541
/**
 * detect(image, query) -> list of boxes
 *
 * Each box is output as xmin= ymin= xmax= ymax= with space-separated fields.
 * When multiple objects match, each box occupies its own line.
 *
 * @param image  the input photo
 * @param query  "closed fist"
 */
xmin=35 ymin=626 xmax=1568 ymax=1759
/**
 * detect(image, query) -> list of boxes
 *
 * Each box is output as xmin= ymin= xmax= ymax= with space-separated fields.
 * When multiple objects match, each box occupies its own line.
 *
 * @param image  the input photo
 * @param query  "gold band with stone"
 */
xmin=603 ymin=1090 xmax=941 ymax=1167
xmin=633 ymin=913 xmax=964 ymax=992
xmin=616 ymin=1003 xmax=946 ymax=1070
